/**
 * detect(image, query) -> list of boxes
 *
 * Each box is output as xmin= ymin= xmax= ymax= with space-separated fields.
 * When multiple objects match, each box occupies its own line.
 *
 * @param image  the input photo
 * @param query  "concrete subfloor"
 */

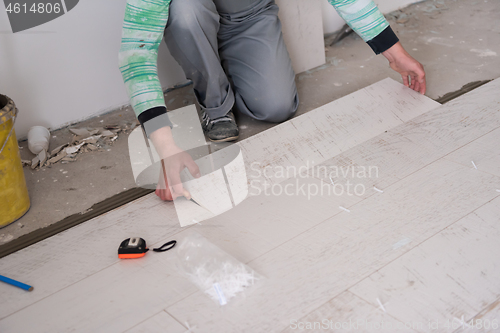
xmin=2 ymin=0 xmax=499 ymax=245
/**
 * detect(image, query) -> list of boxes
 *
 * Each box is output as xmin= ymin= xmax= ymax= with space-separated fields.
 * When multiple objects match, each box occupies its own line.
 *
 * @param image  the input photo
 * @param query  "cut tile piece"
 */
xmin=172 ymin=196 xmax=215 ymax=227
xmin=50 ymin=144 xmax=67 ymax=156
xmin=30 ymin=155 xmax=39 ymax=169
xmin=128 ymin=104 xmax=208 ymax=188
xmin=69 ymin=128 xmax=91 ymax=136
xmin=176 ymin=144 xmax=247 ymax=226
xmin=37 ymin=149 xmax=47 ymax=166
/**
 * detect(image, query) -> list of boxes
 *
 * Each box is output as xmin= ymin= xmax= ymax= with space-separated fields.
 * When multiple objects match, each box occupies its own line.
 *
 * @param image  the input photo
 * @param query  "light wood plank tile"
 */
xmin=184 ymin=216 xmax=275 ymax=265
xmin=307 ymin=79 xmax=500 ymax=201
xmin=166 ymin=159 xmax=500 ymax=332
xmin=0 ymin=209 xmax=278 ymax=332
xmin=282 ymin=291 xmax=419 ymax=333
xmin=443 ymin=127 xmax=500 ymax=178
xmin=392 ymin=79 xmax=500 ymax=162
xmin=458 ymin=297 xmax=500 ymax=333
xmin=239 ymin=78 xmax=439 ymax=187
xmin=0 ymin=79 xmax=496 ymax=332
xmin=349 ymin=197 xmax=500 ymax=333
xmin=172 ymin=197 xmax=215 ymax=227
xmin=0 ymin=252 xmax=196 ymax=333
xmin=1 ymin=176 xmax=349 ymax=324
xmin=125 ymin=311 xmax=186 ymax=333
xmin=0 ymin=194 xmax=187 ymax=319
xmin=215 ymin=175 xmax=360 ymax=247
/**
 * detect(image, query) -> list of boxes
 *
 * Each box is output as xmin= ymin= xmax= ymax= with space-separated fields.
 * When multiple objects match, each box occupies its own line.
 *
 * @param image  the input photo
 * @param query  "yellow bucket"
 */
xmin=0 ymin=94 xmax=30 ymax=227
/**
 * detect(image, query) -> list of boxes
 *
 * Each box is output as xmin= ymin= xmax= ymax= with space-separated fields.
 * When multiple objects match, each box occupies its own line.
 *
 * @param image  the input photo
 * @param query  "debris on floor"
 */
xmin=386 ymin=0 xmax=449 ymax=27
xmin=0 ymin=234 xmax=14 ymax=244
xmin=24 ymin=123 xmax=139 ymax=170
xmin=329 ymin=23 xmax=354 ymax=46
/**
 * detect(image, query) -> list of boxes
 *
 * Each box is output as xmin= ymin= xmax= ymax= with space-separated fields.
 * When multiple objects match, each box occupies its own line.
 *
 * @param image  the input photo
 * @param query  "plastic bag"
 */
xmin=176 ymin=232 xmax=261 ymax=306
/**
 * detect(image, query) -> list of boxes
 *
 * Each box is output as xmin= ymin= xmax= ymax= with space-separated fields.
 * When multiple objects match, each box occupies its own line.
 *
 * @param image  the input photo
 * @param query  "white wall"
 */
xmin=1 ymin=0 xmax=419 ymax=138
xmin=0 ymin=1 xmax=187 ymax=138
xmin=322 ymin=0 xmax=420 ymax=35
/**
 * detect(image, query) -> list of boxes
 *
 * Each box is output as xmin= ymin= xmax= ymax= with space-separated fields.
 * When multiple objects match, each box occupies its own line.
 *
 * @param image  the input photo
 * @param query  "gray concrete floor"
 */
xmin=1 ymin=0 xmax=499 ymax=245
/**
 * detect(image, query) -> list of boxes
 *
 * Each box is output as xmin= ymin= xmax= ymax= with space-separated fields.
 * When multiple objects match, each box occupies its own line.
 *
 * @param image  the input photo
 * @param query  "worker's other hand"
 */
xmin=382 ymin=42 xmax=426 ymax=95
xmin=156 ymin=145 xmax=201 ymax=201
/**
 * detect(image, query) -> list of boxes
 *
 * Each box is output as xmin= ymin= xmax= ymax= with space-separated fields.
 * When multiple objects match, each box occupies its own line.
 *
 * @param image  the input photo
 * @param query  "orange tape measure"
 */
xmin=118 ymin=237 xmax=176 ymax=259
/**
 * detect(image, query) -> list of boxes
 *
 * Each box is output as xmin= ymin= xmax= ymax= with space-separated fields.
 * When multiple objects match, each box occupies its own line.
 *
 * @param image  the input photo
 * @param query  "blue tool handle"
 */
xmin=0 ymin=274 xmax=33 ymax=291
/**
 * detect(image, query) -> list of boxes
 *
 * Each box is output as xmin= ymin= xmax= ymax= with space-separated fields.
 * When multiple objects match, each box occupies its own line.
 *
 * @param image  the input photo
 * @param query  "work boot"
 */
xmin=201 ymin=111 xmax=239 ymax=142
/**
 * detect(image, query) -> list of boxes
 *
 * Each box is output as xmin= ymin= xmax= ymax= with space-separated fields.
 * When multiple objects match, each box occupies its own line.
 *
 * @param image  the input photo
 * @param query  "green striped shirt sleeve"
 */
xmin=118 ymin=0 xmax=172 ymax=118
xmin=328 ymin=0 xmax=389 ymax=42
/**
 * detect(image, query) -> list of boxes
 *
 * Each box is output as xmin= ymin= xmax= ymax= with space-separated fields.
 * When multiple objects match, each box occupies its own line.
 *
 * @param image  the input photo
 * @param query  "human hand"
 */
xmin=382 ymin=42 xmax=426 ymax=94
xmin=156 ymin=145 xmax=201 ymax=201
xmin=149 ymin=126 xmax=200 ymax=201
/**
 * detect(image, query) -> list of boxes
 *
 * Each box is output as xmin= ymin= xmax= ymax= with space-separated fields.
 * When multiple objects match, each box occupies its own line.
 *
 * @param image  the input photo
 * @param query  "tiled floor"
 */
xmin=1 ymin=79 xmax=498 ymax=332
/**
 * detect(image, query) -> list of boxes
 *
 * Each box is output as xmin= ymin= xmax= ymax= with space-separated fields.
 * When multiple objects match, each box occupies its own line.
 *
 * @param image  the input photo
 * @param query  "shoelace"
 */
xmin=202 ymin=112 xmax=232 ymax=127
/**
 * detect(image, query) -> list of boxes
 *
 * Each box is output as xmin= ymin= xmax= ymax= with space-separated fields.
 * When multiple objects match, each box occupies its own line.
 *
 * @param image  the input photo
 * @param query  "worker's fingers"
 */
xmin=417 ymin=71 xmax=426 ymax=95
xmin=412 ymin=62 xmax=426 ymax=94
xmin=165 ymin=165 xmax=182 ymax=194
xmin=419 ymin=77 xmax=427 ymax=94
xmin=155 ymin=185 xmax=173 ymax=201
xmin=185 ymin=157 xmax=201 ymax=179
xmin=157 ymin=172 xmax=167 ymax=189
xmin=155 ymin=169 xmax=173 ymax=201
xmin=155 ymin=187 xmax=173 ymax=201
xmin=169 ymin=169 xmax=193 ymax=200
xmin=401 ymin=74 xmax=409 ymax=88
xmin=170 ymin=184 xmax=192 ymax=200
xmin=182 ymin=189 xmax=192 ymax=200
xmin=171 ymin=183 xmax=185 ymax=200
xmin=414 ymin=79 xmax=420 ymax=93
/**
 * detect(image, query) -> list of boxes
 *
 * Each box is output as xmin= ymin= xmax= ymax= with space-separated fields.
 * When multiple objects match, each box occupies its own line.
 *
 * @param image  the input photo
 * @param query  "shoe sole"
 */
xmin=207 ymin=135 xmax=239 ymax=143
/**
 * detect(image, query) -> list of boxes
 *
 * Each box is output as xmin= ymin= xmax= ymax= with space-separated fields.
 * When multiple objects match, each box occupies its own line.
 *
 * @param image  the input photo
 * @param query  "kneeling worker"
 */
xmin=119 ymin=0 xmax=426 ymax=200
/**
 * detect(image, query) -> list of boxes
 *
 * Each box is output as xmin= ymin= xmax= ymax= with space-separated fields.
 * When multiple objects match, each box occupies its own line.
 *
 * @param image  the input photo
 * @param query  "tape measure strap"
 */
xmin=153 ymin=240 xmax=177 ymax=252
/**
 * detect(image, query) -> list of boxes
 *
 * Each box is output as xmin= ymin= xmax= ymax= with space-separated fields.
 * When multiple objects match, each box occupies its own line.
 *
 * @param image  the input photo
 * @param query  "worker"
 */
xmin=119 ymin=0 xmax=426 ymax=201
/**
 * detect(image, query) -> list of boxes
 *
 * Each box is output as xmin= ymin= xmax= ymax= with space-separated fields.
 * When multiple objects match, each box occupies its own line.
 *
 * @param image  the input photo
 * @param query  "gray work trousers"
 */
xmin=164 ymin=0 xmax=299 ymax=122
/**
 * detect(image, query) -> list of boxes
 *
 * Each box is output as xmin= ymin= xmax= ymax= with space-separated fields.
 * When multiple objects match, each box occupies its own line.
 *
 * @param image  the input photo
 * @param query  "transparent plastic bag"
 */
xmin=176 ymin=232 xmax=261 ymax=306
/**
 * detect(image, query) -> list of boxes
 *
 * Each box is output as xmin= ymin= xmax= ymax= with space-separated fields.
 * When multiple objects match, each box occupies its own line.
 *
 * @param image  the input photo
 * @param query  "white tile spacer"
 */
xmin=184 ymin=321 xmax=197 ymax=333
xmin=376 ymin=298 xmax=387 ymax=313
xmin=373 ymin=186 xmax=384 ymax=193
xmin=339 ymin=206 xmax=350 ymax=213
xmin=496 ymin=189 xmax=500 ymax=193
xmin=452 ymin=315 xmax=466 ymax=327
xmin=471 ymin=161 xmax=478 ymax=169
xmin=329 ymin=175 xmax=335 ymax=185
